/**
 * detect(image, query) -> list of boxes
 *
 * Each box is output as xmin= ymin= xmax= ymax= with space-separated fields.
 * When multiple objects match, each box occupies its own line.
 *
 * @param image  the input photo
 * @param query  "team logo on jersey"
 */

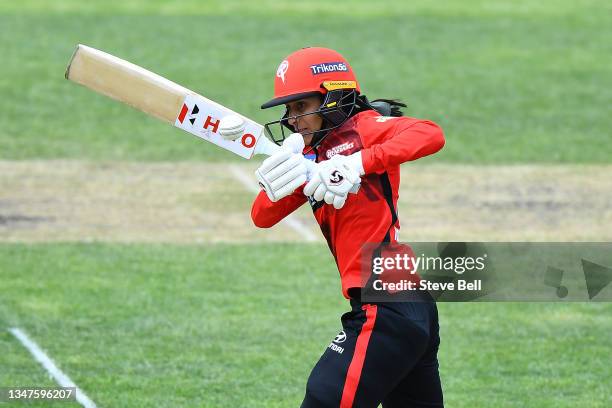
xmin=325 ymin=142 xmax=354 ymax=159
xmin=276 ymin=60 xmax=289 ymax=83
xmin=310 ymin=61 xmax=348 ymax=75
xmin=334 ymin=331 xmax=347 ymax=343
xmin=328 ymin=170 xmax=344 ymax=186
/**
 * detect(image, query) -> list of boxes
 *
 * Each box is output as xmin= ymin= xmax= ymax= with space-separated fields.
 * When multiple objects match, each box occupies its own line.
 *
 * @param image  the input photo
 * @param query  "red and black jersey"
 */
xmin=251 ymin=109 xmax=445 ymax=298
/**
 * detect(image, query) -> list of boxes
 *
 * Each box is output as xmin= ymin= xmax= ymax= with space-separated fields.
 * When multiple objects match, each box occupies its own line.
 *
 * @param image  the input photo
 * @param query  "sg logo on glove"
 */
xmin=329 ymin=170 xmax=345 ymax=186
xmin=304 ymin=154 xmax=362 ymax=209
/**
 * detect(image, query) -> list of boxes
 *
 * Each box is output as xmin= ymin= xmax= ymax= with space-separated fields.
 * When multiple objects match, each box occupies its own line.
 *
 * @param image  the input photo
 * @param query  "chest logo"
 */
xmin=325 ymin=141 xmax=354 ymax=159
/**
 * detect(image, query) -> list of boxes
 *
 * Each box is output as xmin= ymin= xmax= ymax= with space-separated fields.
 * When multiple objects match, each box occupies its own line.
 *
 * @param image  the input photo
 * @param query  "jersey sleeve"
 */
xmin=360 ymin=118 xmax=445 ymax=174
xmin=251 ymin=186 xmax=308 ymax=228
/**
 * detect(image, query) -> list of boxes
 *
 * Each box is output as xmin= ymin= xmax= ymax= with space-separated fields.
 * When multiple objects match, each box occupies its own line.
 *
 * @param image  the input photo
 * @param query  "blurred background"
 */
xmin=1 ymin=1 xmax=610 ymax=406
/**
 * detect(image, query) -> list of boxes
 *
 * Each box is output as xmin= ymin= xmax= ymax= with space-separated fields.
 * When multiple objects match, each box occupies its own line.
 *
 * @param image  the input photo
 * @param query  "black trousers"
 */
xmin=301 ymin=294 xmax=443 ymax=408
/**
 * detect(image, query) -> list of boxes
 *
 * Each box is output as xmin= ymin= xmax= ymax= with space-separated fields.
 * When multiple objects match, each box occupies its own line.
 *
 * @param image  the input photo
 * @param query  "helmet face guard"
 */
xmin=261 ymin=47 xmax=361 ymax=148
xmin=264 ymin=88 xmax=358 ymax=147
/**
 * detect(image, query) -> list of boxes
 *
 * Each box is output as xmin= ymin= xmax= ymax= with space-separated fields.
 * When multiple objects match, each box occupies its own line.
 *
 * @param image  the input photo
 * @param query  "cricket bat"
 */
xmin=65 ymin=44 xmax=279 ymax=159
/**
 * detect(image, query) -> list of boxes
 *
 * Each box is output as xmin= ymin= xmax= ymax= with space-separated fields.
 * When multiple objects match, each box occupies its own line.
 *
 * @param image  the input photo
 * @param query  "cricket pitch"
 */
xmin=1 ymin=161 xmax=610 ymax=243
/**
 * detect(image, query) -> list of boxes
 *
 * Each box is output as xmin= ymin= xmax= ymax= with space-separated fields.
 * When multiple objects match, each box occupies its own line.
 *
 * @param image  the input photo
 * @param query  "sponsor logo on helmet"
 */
xmin=334 ymin=331 xmax=347 ymax=343
xmin=326 ymin=142 xmax=354 ymax=159
xmin=276 ymin=60 xmax=289 ymax=83
xmin=329 ymin=170 xmax=345 ymax=185
xmin=310 ymin=61 xmax=348 ymax=75
xmin=323 ymin=81 xmax=357 ymax=91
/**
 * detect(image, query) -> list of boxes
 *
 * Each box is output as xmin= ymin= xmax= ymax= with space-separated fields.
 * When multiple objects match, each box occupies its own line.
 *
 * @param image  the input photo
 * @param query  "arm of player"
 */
xmin=304 ymin=119 xmax=444 ymax=209
xmin=251 ymin=187 xmax=308 ymax=228
xmin=360 ymin=120 xmax=445 ymax=174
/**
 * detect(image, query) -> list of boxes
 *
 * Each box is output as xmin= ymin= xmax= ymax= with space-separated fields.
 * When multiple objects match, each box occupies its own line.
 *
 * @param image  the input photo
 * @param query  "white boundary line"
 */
xmin=229 ymin=165 xmax=318 ymax=242
xmin=9 ymin=327 xmax=97 ymax=408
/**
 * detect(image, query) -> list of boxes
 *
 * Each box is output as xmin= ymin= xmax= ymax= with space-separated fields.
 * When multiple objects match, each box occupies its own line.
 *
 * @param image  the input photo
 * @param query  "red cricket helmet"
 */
xmin=261 ymin=47 xmax=360 ymax=109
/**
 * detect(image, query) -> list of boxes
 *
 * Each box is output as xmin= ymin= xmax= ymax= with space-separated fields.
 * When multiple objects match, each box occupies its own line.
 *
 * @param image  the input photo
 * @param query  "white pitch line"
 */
xmin=229 ymin=165 xmax=318 ymax=242
xmin=9 ymin=328 xmax=97 ymax=408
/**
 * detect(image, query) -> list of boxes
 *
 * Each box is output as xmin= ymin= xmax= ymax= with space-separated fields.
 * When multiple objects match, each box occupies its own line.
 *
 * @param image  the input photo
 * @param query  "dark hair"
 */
xmin=356 ymin=95 xmax=407 ymax=117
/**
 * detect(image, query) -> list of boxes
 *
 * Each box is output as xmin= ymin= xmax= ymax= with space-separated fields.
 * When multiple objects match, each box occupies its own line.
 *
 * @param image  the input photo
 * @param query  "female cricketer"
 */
xmin=251 ymin=47 xmax=446 ymax=408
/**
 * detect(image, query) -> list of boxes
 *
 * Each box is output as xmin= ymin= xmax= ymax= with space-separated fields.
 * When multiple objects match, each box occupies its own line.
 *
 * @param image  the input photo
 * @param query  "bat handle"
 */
xmin=253 ymin=135 xmax=281 ymax=156
xmin=303 ymin=157 xmax=317 ymax=181
xmin=254 ymin=136 xmax=317 ymax=179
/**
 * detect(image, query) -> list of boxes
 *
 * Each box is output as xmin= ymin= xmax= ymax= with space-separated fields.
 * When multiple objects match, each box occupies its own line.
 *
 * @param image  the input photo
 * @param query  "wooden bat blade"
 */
xmin=66 ymin=44 xmax=187 ymax=124
xmin=65 ymin=44 xmax=267 ymax=159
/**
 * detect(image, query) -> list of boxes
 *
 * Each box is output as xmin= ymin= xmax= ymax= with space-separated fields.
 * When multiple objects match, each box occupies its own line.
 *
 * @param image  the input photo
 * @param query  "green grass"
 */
xmin=1 ymin=2 xmax=611 ymax=407
xmin=1 ymin=243 xmax=611 ymax=407
xmin=0 ymin=0 xmax=610 ymax=162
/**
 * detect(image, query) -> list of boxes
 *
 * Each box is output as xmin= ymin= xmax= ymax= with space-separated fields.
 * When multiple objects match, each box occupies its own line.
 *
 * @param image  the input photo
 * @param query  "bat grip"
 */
xmin=255 ymin=136 xmax=316 ymax=177
xmin=302 ymin=158 xmax=317 ymax=181
xmin=253 ymin=136 xmax=281 ymax=156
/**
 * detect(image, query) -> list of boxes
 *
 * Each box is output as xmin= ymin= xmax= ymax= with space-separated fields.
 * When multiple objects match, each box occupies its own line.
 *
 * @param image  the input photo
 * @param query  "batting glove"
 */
xmin=255 ymin=133 xmax=308 ymax=202
xmin=303 ymin=152 xmax=363 ymax=209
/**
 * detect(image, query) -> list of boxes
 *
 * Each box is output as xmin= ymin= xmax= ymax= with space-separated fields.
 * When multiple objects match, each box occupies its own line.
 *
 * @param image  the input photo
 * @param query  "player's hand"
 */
xmin=303 ymin=153 xmax=363 ymax=209
xmin=255 ymin=133 xmax=308 ymax=202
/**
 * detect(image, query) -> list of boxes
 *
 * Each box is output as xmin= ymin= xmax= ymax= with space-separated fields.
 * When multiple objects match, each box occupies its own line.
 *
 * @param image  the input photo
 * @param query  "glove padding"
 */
xmin=303 ymin=153 xmax=362 ymax=209
xmin=255 ymin=134 xmax=307 ymax=202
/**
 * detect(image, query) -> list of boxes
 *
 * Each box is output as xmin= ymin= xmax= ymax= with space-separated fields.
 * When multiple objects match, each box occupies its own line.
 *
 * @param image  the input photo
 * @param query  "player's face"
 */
xmin=285 ymin=96 xmax=323 ymax=146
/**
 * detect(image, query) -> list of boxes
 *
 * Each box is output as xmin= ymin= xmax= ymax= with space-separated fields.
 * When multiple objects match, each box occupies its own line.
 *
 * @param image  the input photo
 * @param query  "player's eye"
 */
xmin=287 ymin=102 xmax=303 ymax=117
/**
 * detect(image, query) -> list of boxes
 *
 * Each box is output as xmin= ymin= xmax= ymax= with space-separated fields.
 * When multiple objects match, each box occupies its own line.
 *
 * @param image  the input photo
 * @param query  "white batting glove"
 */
xmin=303 ymin=152 xmax=364 ymax=209
xmin=255 ymin=133 xmax=308 ymax=202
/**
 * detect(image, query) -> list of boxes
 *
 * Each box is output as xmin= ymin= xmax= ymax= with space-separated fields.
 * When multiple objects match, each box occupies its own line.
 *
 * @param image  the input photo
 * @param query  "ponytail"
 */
xmin=355 ymin=95 xmax=407 ymax=117
xmin=370 ymin=98 xmax=406 ymax=117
